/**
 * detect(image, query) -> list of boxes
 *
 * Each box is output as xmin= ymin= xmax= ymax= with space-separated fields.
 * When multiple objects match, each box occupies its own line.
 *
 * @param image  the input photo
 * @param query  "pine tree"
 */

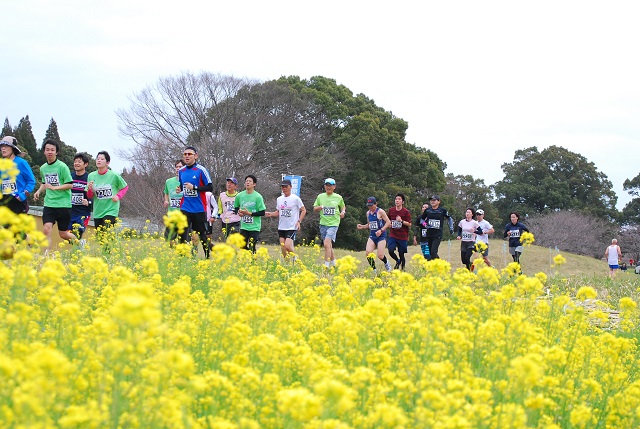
xmin=1 ymin=118 xmax=12 ymax=137
xmin=15 ymin=116 xmax=43 ymax=165
xmin=44 ymin=118 xmax=79 ymax=169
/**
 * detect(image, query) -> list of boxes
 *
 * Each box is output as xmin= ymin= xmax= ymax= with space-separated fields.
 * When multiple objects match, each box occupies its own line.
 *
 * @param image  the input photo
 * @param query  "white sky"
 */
xmin=2 ymin=1 xmax=638 ymax=209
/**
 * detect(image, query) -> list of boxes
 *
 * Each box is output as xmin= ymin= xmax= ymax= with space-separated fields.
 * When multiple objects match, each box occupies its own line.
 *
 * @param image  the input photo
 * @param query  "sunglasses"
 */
xmin=183 ymin=152 xmax=196 ymax=156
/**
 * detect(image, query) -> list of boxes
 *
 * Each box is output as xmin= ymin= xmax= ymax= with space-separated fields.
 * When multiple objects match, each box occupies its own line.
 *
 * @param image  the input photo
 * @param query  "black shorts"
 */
xmin=278 ymin=230 xmax=297 ymax=240
xmin=94 ymin=215 xmax=118 ymax=231
xmin=42 ymin=206 xmax=71 ymax=228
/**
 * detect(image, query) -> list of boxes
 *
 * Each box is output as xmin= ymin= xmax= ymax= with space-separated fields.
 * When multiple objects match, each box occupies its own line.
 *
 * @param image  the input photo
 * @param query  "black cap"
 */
xmin=281 ymin=179 xmax=292 ymax=186
xmin=429 ymin=195 xmax=440 ymax=201
xmin=366 ymin=196 xmax=377 ymax=206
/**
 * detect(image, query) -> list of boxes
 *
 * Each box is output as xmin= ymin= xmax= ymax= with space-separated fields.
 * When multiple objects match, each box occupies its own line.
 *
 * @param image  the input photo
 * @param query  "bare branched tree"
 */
xmin=527 ymin=210 xmax=617 ymax=258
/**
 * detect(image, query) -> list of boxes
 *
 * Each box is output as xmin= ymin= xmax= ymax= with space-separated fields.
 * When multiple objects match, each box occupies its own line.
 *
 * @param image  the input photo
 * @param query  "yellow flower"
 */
xmin=163 ymin=210 xmax=188 ymax=235
xmin=520 ymin=231 xmax=535 ymax=245
xmin=553 ymin=253 xmax=566 ymax=266
xmin=620 ymin=297 xmax=637 ymax=311
xmin=577 ymin=286 xmax=597 ymax=300
xmin=226 ymin=233 xmax=246 ymax=249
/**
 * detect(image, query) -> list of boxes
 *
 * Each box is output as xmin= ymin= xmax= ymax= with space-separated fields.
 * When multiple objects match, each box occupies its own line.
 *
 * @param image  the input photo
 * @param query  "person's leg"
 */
xmin=377 ymin=239 xmax=391 ymax=271
xmin=57 ymin=209 xmax=77 ymax=242
xmin=430 ymin=236 xmax=442 ymax=259
xmin=387 ymin=237 xmax=399 ymax=267
xmin=420 ymin=243 xmax=431 ymax=260
xmin=483 ymin=247 xmax=492 ymax=267
xmin=398 ymin=240 xmax=408 ymax=269
xmin=366 ymin=238 xmax=377 ymax=270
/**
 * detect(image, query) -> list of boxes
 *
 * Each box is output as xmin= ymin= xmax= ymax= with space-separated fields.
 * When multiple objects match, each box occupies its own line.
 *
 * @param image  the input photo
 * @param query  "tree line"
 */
xmin=5 ymin=72 xmax=640 ymax=260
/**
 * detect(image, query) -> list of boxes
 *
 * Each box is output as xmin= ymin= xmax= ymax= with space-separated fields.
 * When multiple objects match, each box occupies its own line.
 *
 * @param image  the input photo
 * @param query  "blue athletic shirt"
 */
xmin=368 ymin=208 xmax=386 ymax=239
xmin=178 ymin=163 xmax=212 ymax=213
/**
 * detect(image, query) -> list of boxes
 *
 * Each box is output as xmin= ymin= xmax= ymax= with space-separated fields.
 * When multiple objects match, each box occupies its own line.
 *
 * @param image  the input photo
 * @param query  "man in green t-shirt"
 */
xmin=313 ymin=177 xmax=346 ymax=268
xmin=233 ymin=174 xmax=266 ymax=253
xmin=163 ymin=159 xmax=184 ymax=243
xmin=33 ymin=139 xmax=77 ymax=248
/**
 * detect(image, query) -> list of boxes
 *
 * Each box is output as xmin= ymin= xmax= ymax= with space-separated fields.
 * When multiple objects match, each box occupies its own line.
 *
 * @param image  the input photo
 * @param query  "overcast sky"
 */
xmin=3 ymin=1 xmax=638 ymax=209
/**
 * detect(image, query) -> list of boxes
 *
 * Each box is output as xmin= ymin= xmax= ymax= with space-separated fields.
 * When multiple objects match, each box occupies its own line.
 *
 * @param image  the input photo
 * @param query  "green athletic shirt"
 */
xmin=40 ymin=160 xmax=73 ymax=208
xmin=313 ymin=192 xmax=345 ymax=227
xmin=88 ymin=169 xmax=128 ymax=218
xmin=233 ymin=190 xmax=266 ymax=232
xmin=164 ymin=177 xmax=182 ymax=212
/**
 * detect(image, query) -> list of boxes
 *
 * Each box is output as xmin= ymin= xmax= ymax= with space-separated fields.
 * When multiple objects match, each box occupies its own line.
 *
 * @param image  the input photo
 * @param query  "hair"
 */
xmin=245 ymin=174 xmax=257 ymax=184
xmin=41 ymin=139 xmax=60 ymax=153
xmin=184 ymin=146 xmax=198 ymax=154
xmin=509 ymin=211 xmax=521 ymax=221
xmin=96 ymin=151 xmax=111 ymax=162
xmin=175 ymin=159 xmax=184 ymax=167
xmin=74 ymin=152 xmax=89 ymax=164
xmin=396 ymin=193 xmax=406 ymax=203
xmin=466 ymin=207 xmax=476 ymax=217
xmin=612 ymin=238 xmax=618 ymax=244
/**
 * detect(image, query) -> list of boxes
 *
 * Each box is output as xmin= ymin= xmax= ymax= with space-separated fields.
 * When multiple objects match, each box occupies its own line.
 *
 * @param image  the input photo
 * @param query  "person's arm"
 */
xmin=298 ymin=205 xmax=307 ymax=223
xmin=379 ymin=209 xmax=391 ymax=233
xmin=114 ymin=185 xmax=129 ymax=201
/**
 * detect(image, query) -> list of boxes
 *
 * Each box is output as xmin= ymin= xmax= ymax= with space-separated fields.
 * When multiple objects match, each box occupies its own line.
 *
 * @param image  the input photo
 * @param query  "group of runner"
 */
xmin=2 ymin=138 xmax=534 ymax=268
xmin=1 ymin=136 xmax=128 ymax=249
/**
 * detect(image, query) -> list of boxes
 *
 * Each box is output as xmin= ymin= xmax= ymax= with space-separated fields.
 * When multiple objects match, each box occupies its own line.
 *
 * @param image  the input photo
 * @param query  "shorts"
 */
xmin=387 ymin=236 xmax=408 ymax=253
xmin=509 ymin=245 xmax=523 ymax=255
xmin=222 ymin=221 xmax=241 ymax=237
xmin=609 ymin=264 xmax=619 ymax=270
xmin=204 ymin=221 xmax=213 ymax=235
xmin=278 ymin=230 xmax=297 ymax=240
xmin=42 ymin=206 xmax=71 ymax=228
xmin=69 ymin=213 xmax=91 ymax=232
xmin=94 ymin=215 xmax=118 ymax=231
xmin=320 ymin=225 xmax=338 ymax=242
xmin=368 ymin=232 xmax=387 ymax=246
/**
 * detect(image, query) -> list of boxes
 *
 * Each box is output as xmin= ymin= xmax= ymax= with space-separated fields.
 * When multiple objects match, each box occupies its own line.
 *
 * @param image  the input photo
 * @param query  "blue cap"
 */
xmin=366 ymin=196 xmax=377 ymax=206
xmin=324 ymin=178 xmax=336 ymax=185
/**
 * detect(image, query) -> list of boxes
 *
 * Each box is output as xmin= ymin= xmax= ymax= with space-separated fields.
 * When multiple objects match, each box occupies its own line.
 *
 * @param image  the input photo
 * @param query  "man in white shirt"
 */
xmin=266 ymin=179 xmax=306 ymax=261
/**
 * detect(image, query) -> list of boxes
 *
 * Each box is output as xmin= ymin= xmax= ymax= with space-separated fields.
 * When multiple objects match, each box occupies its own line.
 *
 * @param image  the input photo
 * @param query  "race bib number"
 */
xmin=184 ymin=187 xmax=197 ymax=197
xmin=44 ymin=173 xmax=60 ymax=186
xmin=369 ymin=221 xmax=379 ymax=231
xmin=241 ymin=215 xmax=254 ymax=224
xmin=71 ymin=193 xmax=84 ymax=205
xmin=95 ymin=185 xmax=113 ymax=199
xmin=391 ymin=220 xmax=402 ymax=229
xmin=280 ymin=208 xmax=292 ymax=217
xmin=170 ymin=198 xmax=181 ymax=208
xmin=462 ymin=232 xmax=473 ymax=240
xmin=421 ymin=229 xmax=427 ymax=237
xmin=428 ymin=219 xmax=440 ymax=229
xmin=510 ymin=229 xmax=521 ymax=238
xmin=224 ymin=201 xmax=234 ymax=211
xmin=2 ymin=180 xmax=16 ymax=194
xmin=323 ymin=207 xmax=336 ymax=216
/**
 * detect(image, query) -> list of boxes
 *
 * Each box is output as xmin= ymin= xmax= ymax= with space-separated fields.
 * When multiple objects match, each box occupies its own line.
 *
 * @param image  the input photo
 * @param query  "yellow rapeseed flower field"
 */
xmin=1 ymin=208 xmax=640 ymax=428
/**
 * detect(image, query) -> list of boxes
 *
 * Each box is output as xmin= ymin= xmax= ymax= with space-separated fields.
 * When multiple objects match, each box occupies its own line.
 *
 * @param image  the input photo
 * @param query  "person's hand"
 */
xmin=111 ymin=196 xmax=119 ymax=202
xmin=34 ymin=190 xmax=41 ymax=200
xmin=88 ymin=181 xmax=94 ymax=191
xmin=163 ymin=200 xmax=169 ymax=208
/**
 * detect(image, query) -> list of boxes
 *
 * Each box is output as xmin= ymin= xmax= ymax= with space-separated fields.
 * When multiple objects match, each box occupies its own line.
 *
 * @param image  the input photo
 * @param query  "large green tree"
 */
xmin=621 ymin=172 xmax=640 ymax=225
xmin=493 ymin=146 xmax=617 ymax=222
xmin=444 ymin=173 xmax=498 ymax=223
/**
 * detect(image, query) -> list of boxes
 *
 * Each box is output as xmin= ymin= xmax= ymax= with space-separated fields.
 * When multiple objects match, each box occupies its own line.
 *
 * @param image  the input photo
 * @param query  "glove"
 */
xmin=449 ymin=229 xmax=454 ymax=235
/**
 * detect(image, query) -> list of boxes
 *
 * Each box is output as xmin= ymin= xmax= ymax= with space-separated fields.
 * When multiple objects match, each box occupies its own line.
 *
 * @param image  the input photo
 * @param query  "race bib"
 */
xmin=170 ymin=198 xmax=181 ymax=208
xmin=323 ymin=207 xmax=336 ymax=216
xmin=428 ymin=219 xmax=440 ymax=229
xmin=44 ymin=173 xmax=60 ymax=186
xmin=241 ymin=215 xmax=254 ymax=224
xmin=95 ymin=185 xmax=113 ymax=199
xmin=391 ymin=220 xmax=402 ymax=229
xmin=421 ymin=229 xmax=427 ymax=237
xmin=184 ymin=187 xmax=197 ymax=197
xmin=462 ymin=232 xmax=473 ymax=240
xmin=71 ymin=193 xmax=84 ymax=205
xmin=369 ymin=221 xmax=378 ymax=231
xmin=2 ymin=180 xmax=16 ymax=194
xmin=224 ymin=201 xmax=234 ymax=211
xmin=280 ymin=208 xmax=292 ymax=217
xmin=510 ymin=229 xmax=521 ymax=238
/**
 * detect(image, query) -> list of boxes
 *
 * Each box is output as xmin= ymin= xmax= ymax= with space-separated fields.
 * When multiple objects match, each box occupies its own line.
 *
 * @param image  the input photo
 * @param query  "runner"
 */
xmin=205 ymin=190 xmax=219 ymax=249
xmin=356 ymin=196 xmax=392 ymax=273
xmin=313 ymin=178 xmax=346 ymax=269
xmin=605 ymin=238 xmax=623 ymax=279
xmin=87 ymin=151 xmax=128 ymax=234
xmin=418 ymin=195 xmax=454 ymax=259
xmin=0 ymin=136 xmax=36 ymax=215
xmin=68 ymin=153 xmax=92 ymax=240
xmin=503 ymin=211 xmax=529 ymax=264
xmin=163 ymin=160 xmax=184 ymax=244
xmin=414 ymin=202 xmax=431 ymax=260
xmin=218 ymin=177 xmax=241 ymax=238
xmin=234 ymin=175 xmax=266 ymax=254
xmin=387 ymin=193 xmax=411 ymax=270
xmin=474 ymin=208 xmax=495 ymax=267
xmin=33 ymin=139 xmax=77 ymax=248
xmin=176 ymin=146 xmax=213 ymax=258
xmin=265 ymin=178 xmax=306 ymax=261
xmin=456 ymin=208 xmax=481 ymax=270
